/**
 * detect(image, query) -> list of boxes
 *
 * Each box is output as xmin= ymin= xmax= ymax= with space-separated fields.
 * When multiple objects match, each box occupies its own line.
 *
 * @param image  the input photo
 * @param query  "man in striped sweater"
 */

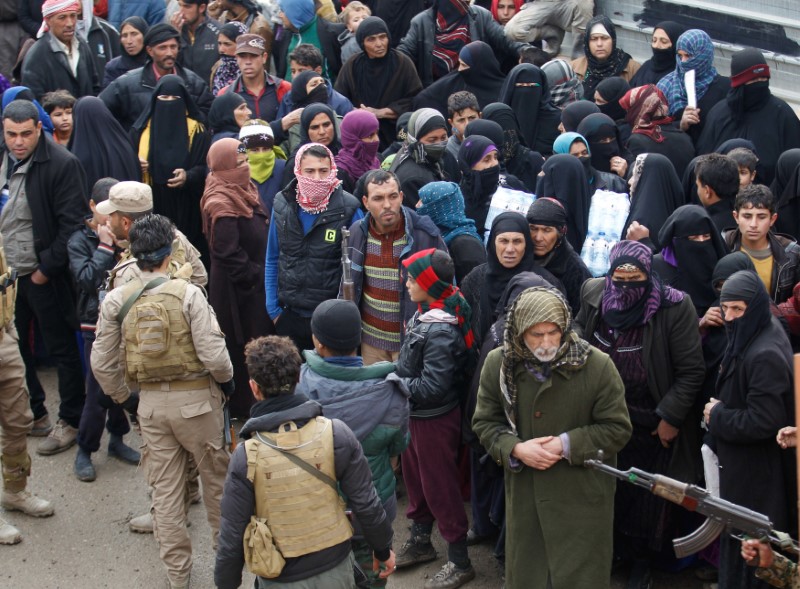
xmin=344 ymin=169 xmax=448 ymax=365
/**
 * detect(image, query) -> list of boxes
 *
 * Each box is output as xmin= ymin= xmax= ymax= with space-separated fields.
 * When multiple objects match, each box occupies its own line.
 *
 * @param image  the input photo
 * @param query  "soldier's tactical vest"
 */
xmin=0 ymin=245 xmax=16 ymax=327
xmin=121 ymin=278 xmax=205 ymax=383
xmin=245 ymin=417 xmax=353 ymax=558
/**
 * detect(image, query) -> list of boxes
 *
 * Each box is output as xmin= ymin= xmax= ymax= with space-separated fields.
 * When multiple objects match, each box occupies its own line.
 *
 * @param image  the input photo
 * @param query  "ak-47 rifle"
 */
xmin=341 ymin=227 xmax=354 ymax=301
xmin=223 ymin=405 xmax=236 ymax=453
xmin=585 ymin=450 xmax=798 ymax=558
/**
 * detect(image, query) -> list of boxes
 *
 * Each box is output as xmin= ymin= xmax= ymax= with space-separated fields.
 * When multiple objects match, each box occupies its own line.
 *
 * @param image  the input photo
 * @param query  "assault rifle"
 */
xmin=585 ymin=450 xmax=798 ymax=558
xmin=223 ymin=405 xmax=236 ymax=453
xmin=341 ymin=228 xmax=354 ymax=301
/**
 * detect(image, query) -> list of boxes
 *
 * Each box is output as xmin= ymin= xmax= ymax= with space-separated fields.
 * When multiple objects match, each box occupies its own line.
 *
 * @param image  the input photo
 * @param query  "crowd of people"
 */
xmin=0 ymin=0 xmax=799 ymax=589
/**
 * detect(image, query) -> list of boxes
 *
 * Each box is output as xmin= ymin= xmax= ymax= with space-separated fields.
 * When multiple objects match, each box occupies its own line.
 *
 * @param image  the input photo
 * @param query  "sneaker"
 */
xmin=424 ymin=561 xmax=476 ymax=589
xmin=1 ymin=490 xmax=54 ymax=517
xmin=36 ymin=420 xmax=77 ymax=456
xmin=74 ymin=448 xmax=96 ymax=482
xmin=108 ymin=436 xmax=141 ymax=465
xmin=0 ymin=516 xmax=21 ymax=544
xmin=129 ymin=512 xmax=154 ymax=534
xmin=395 ymin=538 xmax=437 ymax=569
xmin=29 ymin=415 xmax=52 ymax=437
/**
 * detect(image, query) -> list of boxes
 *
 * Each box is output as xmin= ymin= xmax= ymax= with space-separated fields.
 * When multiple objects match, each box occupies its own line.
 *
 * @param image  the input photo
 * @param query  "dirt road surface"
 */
xmin=0 ymin=368 xmax=709 ymax=589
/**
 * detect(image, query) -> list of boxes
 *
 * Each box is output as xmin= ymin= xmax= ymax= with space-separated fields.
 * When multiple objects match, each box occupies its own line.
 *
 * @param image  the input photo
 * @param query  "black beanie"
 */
xmin=730 ymin=48 xmax=770 ymax=88
xmin=311 ymin=300 xmax=362 ymax=351
xmin=526 ymin=197 xmax=568 ymax=228
xmin=144 ymin=23 xmax=180 ymax=48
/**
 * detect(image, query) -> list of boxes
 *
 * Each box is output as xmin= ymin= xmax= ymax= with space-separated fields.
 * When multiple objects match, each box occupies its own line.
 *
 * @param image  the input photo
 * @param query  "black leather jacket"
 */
xmin=67 ymin=223 xmax=117 ymax=329
xmin=395 ymin=312 xmax=469 ymax=419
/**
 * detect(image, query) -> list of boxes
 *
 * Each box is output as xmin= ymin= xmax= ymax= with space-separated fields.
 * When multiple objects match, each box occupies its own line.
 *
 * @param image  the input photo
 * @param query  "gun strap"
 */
xmin=116 ymin=277 xmax=169 ymax=323
xmin=254 ymin=432 xmax=338 ymax=493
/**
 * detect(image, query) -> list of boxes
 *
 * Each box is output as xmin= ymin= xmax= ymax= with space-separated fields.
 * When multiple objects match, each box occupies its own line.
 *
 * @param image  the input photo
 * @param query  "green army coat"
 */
xmin=472 ymin=346 xmax=632 ymax=589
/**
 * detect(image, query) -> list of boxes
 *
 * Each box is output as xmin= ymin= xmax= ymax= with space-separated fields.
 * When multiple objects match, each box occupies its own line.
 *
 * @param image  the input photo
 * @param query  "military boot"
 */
xmin=0 ymin=515 xmax=21 ymax=544
xmin=395 ymin=522 xmax=437 ymax=569
xmin=0 ymin=451 xmax=54 ymax=518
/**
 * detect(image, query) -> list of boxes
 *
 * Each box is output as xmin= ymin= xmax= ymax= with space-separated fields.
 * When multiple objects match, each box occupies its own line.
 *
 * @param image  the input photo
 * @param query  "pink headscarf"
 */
xmin=294 ymin=143 xmax=340 ymax=214
xmin=38 ymin=0 xmax=81 ymax=38
xmin=335 ymin=110 xmax=381 ymax=183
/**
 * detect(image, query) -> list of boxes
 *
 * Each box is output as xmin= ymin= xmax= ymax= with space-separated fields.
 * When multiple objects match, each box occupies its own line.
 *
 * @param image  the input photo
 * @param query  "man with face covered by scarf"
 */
xmin=697 ymin=48 xmax=800 ymax=186
xmin=704 ymin=269 xmax=794 ymax=589
xmin=265 ymin=142 xmax=363 ymax=352
xmin=472 ymin=285 xmax=631 ymax=589
xmin=574 ymin=240 xmax=705 ymax=587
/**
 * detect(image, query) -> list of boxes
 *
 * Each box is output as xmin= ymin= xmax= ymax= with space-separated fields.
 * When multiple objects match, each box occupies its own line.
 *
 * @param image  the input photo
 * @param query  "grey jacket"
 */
xmin=397 ymin=5 xmax=526 ymax=86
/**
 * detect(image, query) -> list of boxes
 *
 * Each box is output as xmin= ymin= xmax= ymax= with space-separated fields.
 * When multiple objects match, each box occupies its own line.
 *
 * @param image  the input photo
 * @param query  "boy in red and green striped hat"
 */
xmin=394 ymin=248 xmax=476 ymax=589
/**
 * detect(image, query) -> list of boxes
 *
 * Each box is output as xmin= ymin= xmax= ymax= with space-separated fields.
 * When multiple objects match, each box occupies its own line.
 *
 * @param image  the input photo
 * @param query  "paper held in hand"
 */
xmin=685 ymin=69 xmax=697 ymax=109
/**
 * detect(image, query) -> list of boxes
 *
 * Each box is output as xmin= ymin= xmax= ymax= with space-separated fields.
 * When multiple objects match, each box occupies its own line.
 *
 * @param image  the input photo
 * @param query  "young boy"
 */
xmin=724 ymin=184 xmax=800 ymax=304
xmin=695 ymin=153 xmax=741 ymax=234
xmin=338 ymin=1 xmax=371 ymax=65
xmin=394 ymin=249 xmax=476 ymax=589
xmin=41 ymin=90 xmax=75 ymax=146
xmin=446 ymin=91 xmax=481 ymax=161
xmin=727 ymin=147 xmax=759 ymax=189
xmin=67 ymin=178 xmax=140 ymax=482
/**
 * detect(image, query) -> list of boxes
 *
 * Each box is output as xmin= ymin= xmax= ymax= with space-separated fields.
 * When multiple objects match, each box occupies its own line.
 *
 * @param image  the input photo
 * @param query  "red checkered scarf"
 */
xmin=432 ymin=0 xmax=471 ymax=79
xmin=38 ymin=0 xmax=81 ymax=38
xmin=293 ymin=143 xmax=340 ymax=214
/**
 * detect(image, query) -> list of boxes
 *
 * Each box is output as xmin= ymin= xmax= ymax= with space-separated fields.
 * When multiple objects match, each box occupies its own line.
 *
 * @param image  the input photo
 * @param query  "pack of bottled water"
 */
xmin=580 ymin=190 xmax=631 ymax=277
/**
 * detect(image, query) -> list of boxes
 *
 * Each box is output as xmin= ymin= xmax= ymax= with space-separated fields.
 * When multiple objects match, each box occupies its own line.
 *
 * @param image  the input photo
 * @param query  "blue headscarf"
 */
xmin=278 ymin=0 xmax=316 ymax=30
xmin=1 ymin=86 xmax=55 ymax=136
xmin=553 ymin=131 xmax=590 ymax=155
xmin=417 ymin=181 xmax=481 ymax=245
xmin=657 ymin=29 xmax=718 ymax=116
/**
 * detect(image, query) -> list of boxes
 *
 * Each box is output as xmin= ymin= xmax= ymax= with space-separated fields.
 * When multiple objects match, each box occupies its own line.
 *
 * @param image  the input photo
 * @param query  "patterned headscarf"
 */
xmin=601 ymin=241 xmax=684 ymax=330
xmin=432 ymin=0 xmax=472 ymax=79
xmin=403 ymin=248 xmax=475 ymax=349
xmin=542 ymin=59 xmax=584 ymax=109
xmin=500 ymin=286 xmax=591 ymax=434
xmin=212 ymin=22 xmax=248 ymax=96
xmin=619 ymin=84 xmax=673 ymax=142
xmin=38 ymin=0 xmax=81 ymax=38
xmin=657 ymin=29 xmax=718 ymax=116
xmin=417 ymin=181 xmax=481 ymax=245
xmin=293 ymin=143 xmax=340 ymax=214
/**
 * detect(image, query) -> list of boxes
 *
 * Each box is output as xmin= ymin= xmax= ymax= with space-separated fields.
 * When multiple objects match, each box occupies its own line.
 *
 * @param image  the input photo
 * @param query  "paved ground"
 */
xmin=0 ymin=367 xmax=711 ymax=588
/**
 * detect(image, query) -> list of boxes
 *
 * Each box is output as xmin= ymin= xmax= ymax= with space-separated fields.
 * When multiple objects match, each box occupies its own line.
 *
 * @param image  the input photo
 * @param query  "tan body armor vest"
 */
xmin=107 ymin=236 xmax=193 ymax=291
xmin=245 ymin=417 xmax=353 ymax=558
xmin=0 ymin=240 xmax=17 ymax=328
xmin=121 ymin=278 xmax=205 ymax=383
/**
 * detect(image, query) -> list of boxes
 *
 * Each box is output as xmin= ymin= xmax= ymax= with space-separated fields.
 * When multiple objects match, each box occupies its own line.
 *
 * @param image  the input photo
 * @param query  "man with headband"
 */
xmin=704 ymin=269 xmax=794 ymax=589
xmin=21 ymin=0 xmax=100 ymax=100
xmin=472 ymin=285 xmax=631 ymax=589
xmin=99 ymin=23 xmax=214 ymax=130
xmin=92 ymin=214 xmax=233 ymax=589
xmin=265 ymin=142 xmax=362 ymax=352
xmin=526 ymin=197 xmax=591 ymax=314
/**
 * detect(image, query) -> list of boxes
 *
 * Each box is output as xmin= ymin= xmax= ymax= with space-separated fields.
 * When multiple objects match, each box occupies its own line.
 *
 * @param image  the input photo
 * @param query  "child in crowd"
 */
xmin=394 ymin=249 xmax=476 ymax=589
xmin=338 ymin=1 xmax=371 ymax=65
xmin=41 ymin=90 xmax=75 ymax=146
xmin=727 ymin=146 xmax=759 ymax=190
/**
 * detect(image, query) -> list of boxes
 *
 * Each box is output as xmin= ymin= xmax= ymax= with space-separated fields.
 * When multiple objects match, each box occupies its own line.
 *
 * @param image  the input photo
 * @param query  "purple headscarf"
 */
xmin=335 ymin=110 xmax=381 ymax=182
xmin=601 ymin=240 xmax=684 ymax=330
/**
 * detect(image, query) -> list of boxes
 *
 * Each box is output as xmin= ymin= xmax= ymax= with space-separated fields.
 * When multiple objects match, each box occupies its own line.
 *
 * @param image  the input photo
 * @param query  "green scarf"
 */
xmin=247 ymin=146 xmax=286 ymax=184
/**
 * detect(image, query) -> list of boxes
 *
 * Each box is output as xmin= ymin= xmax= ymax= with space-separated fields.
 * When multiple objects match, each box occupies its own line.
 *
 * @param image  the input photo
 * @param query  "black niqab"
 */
xmin=459 ymin=135 xmax=500 ymax=235
xmin=771 ymin=148 xmax=800 ymax=239
xmin=290 ymin=70 xmax=328 ymax=109
xmin=595 ymin=77 xmax=629 ymax=122
xmin=630 ymin=21 xmax=684 ymax=86
xmin=719 ymin=269 xmax=773 ymax=377
xmin=577 ymin=112 xmax=631 ymax=173
xmin=207 ymin=91 xmax=245 ymax=136
xmin=712 ymin=252 xmax=755 ymax=291
xmin=561 ymin=100 xmax=600 ymax=132
xmin=464 ymin=120 xmax=504 ymax=154
xmin=481 ymin=102 xmax=544 ymax=192
xmin=657 ymin=204 xmax=728 ymax=310
xmin=498 ymin=64 xmax=561 ymax=154
xmin=535 ymin=154 xmax=591 ymax=252
xmin=625 ymin=153 xmax=685 ymax=249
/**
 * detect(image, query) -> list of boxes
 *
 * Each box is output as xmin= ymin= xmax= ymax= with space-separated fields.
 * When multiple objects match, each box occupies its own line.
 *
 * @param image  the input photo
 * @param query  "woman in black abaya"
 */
xmin=412 ymin=40 xmax=506 ymax=118
xmin=498 ymin=64 xmax=561 ymax=156
xmin=577 ymin=112 xmax=632 ymax=180
xmin=132 ymin=74 xmax=211 ymax=259
xmin=771 ymin=149 xmax=800 ymax=240
xmin=560 ymin=100 xmax=599 ymax=133
xmin=629 ymin=21 xmax=684 ymax=87
xmin=534 ymin=154 xmax=591 ymax=253
xmin=481 ymin=102 xmax=544 ymax=193
xmin=69 ymin=96 xmax=140 ymax=194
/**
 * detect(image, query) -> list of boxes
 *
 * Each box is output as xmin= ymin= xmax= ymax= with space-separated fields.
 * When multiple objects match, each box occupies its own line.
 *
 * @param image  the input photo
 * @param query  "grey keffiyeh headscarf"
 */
xmin=541 ymin=59 xmax=584 ymax=109
xmin=499 ymin=286 xmax=591 ymax=434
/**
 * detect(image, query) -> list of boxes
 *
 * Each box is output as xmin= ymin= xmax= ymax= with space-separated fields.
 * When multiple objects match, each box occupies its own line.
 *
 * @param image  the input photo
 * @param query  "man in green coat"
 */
xmin=472 ymin=286 xmax=632 ymax=589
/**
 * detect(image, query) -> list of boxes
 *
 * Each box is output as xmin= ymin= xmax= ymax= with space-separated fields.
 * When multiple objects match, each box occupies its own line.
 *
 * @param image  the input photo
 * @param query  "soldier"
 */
xmin=98 ymin=179 xmax=206 ymax=533
xmin=0 ymin=233 xmax=55 ymax=544
xmin=91 ymin=214 xmax=234 ymax=589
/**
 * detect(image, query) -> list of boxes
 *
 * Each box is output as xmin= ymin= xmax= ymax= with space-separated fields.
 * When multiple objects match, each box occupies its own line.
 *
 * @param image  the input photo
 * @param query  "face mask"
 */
xmin=650 ymin=46 xmax=674 ymax=70
xmin=247 ymin=149 xmax=276 ymax=183
xmin=422 ymin=141 xmax=448 ymax=162
xmin=742 ymin=80 xmax=770 ymax=110
xmin=306 ymin=83 xmax=328 ymax=105
xmin=578 ymin=155 xmax=593 ymax=178
xmin=359 ymin=139 xmax=380 ymax=161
